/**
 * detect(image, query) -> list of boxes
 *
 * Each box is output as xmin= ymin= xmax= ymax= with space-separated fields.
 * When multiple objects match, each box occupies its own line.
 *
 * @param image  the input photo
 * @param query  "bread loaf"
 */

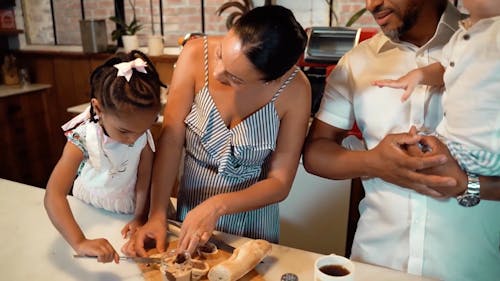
xmin=207 ymin=239 xmax=271 ymax=281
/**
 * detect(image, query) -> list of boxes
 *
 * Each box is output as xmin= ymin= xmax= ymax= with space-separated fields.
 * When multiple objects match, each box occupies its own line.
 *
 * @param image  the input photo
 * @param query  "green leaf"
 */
xmin=346 ymin=8 xmax=367 ymax=27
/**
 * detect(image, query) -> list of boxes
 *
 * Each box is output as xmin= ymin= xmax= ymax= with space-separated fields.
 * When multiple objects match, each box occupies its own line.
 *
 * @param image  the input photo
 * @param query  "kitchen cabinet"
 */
xmin=0 ymin=86 xmax=53 ymax=187
xmin=279 ymin=162 xmax=351 ymax=256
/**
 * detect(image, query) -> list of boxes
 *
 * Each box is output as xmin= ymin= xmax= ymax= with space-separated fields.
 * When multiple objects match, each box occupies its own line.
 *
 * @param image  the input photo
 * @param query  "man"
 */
xmin=303 ymin=0 xmax=500 ymax=280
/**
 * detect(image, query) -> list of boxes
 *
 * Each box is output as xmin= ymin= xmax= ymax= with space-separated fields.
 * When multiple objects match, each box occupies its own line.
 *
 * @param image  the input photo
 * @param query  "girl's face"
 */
xmin=213 ymin=30 xmax=266 ymax=90
xmin=92 ymin=99 xmax=158 ymax=145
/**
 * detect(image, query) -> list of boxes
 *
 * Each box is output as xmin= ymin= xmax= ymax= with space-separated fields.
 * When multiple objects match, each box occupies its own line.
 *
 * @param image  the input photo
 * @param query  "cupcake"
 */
xmin=159 ymin=251 xmax=192 ymax=281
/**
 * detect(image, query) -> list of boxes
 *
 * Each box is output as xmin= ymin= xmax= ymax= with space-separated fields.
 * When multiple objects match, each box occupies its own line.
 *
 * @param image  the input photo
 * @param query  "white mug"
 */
xmin=148 ymin=35 xmax=164 ymax=56
xmin=314 ymin=254 xmax=355 ymax=281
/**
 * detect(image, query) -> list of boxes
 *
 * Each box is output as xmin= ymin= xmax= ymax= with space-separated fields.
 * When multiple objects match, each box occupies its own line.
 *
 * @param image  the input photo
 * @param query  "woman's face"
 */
xmin=213 ymin=30 xmax=265 ymax=90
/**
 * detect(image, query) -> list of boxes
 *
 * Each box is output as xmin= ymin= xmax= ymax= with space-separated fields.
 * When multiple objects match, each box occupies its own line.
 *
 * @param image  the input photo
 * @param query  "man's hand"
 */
xmin=366 ymin=132 xmax=456 ymax=197
xmin=414 ymin=135 xmax=468 ymax=197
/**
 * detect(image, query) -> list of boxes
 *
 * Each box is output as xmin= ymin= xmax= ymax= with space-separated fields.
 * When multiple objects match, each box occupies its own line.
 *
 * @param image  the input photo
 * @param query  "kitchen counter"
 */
xmin=0 ymin=83 xmax=51 ymax=98
xmin=0 ymin=178 xmax=438 ymax=281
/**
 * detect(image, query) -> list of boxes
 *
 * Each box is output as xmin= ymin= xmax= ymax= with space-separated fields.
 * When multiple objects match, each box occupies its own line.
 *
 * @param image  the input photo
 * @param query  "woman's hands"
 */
xmin=75 ymin=238 xmax=119 ymax=263
xmin=121 ymin=197 xmax=222 ymax=256
xmin=177 ymin=198 xmax=222 ymax=254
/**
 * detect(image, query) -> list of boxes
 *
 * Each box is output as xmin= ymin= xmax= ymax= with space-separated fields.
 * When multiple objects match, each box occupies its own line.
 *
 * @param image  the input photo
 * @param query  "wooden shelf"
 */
xmin=0 ymin=29 xmax=23 ymax=36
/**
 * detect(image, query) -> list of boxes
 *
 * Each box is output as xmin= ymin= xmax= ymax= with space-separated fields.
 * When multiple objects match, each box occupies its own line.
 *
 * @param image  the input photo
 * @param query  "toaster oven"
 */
xmin=304 ymin=26 xmax=360 ymax=64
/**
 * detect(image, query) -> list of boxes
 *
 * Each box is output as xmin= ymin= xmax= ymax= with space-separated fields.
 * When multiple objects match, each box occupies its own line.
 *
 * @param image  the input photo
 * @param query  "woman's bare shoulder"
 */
xmin=285 ymin=69 xmax=311 ymax=102
xmin=276 ymin=68 xmax=312 ymax=116
xmin=178 ymin=37 xmax=204 ymax=61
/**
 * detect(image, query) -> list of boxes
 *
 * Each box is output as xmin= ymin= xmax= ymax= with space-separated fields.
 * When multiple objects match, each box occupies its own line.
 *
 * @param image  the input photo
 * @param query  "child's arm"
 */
xmin=373 ymin=62 xmax=445 ymax=102
xmin=44 ymin=141 xmax=119 ymax=263
xmin=121 ymin=144 xmax=154 ymax=238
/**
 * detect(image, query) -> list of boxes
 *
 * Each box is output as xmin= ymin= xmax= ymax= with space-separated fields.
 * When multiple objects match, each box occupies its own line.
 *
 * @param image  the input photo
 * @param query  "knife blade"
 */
xmin=73 ymin=255 xmax=162 ymax=264
xmin=167 ymin=219 xmax=236 ymax=253
xmin=208 ymin=234 xmax=236 ymax=253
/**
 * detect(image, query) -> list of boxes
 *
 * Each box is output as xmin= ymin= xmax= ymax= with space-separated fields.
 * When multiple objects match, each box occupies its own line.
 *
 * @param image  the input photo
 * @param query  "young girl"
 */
xmin=44 ymin=50 xmax=165 ymax=263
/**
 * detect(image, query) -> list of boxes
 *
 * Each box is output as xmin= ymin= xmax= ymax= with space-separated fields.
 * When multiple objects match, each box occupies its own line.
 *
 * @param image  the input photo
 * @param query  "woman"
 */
xmin=123 ymin=5 xmax=311 ymax=256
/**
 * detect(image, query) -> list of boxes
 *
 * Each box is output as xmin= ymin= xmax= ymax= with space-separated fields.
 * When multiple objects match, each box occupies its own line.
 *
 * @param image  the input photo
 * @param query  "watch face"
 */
xmin=458 ymin=194 xmax=480 ymax=207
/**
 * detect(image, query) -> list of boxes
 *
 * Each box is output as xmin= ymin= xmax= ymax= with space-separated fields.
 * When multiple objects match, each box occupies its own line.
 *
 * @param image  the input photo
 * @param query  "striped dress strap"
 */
xmin=202 ymin=36 xmax=209 ymax=87
xmin=270 ymin=66 xmax=300 ymax=102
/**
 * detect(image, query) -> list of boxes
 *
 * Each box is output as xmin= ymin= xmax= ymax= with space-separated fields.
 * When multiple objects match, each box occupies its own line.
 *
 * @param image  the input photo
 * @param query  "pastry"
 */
xmin=207 ymin=239 xmax=271 ymax=281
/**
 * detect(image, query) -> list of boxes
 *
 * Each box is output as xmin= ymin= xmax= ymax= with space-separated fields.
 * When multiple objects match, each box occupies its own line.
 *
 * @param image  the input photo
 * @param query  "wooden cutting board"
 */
xmin=138 ymin=239 xmax=264 ymax=281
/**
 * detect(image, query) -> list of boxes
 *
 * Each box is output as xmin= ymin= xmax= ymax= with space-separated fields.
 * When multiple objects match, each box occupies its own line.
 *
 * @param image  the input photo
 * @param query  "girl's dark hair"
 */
xmin=232 ymin=5 xmax=307 ymax=82
xmin=89 ymin=50 xmax=166 ymax=121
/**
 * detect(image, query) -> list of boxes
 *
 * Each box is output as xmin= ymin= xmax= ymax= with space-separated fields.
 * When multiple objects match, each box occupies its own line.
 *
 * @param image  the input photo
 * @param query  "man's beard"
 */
xmin=382 ymin=4 xmax=420 ymax=42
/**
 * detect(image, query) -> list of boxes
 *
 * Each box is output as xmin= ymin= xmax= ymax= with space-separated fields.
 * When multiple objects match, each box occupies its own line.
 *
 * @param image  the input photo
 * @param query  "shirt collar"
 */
xmin=375 ymin=1 xmax=462 ymax=53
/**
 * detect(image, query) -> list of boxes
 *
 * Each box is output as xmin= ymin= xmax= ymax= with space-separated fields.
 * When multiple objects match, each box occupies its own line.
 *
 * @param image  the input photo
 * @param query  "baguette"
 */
xmin=208 ymin=239 xmax=271 ymax=281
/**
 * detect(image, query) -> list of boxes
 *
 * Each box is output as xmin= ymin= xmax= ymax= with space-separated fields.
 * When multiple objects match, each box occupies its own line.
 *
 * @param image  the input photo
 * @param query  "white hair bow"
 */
xmin=113 ymin=58 xmax=148 ymax=82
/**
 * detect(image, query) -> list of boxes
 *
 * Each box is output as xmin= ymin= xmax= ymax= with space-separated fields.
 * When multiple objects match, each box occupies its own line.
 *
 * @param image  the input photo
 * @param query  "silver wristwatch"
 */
xmin=457 ymin=172 xmax=480 ymax=207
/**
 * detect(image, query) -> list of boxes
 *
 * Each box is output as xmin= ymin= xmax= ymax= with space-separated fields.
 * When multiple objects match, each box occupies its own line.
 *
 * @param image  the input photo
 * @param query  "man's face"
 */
xmin=366 ymin=0 xmax=422 ymax=41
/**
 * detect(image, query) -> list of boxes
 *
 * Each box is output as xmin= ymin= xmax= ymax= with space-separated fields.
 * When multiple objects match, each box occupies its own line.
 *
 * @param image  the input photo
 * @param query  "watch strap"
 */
xmin=457 ymin=172 xmax=480 ymax=207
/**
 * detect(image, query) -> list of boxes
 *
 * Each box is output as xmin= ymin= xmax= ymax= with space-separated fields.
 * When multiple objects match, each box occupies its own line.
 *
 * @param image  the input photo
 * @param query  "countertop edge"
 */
xmin=0 ymin=83 xmax=52 ymax=98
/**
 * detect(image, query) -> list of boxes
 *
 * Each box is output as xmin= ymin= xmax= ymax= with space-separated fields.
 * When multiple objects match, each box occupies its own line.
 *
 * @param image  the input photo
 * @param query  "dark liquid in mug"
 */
xmin=319 ymin=264 xmax=350 ymax=276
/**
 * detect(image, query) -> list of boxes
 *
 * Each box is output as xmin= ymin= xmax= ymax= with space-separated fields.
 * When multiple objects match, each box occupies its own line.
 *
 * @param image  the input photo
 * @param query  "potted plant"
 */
xmin=109 ymin=0 xmax=142 ymax=52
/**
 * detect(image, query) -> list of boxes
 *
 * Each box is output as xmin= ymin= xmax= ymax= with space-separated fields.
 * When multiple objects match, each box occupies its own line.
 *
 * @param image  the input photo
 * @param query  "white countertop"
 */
xmin=67 ymin=103 xmax=90 ymax=114
xmin=0 ymin=179 xmax=438 ymax=281
xmin=0 ymin=83 xmax=52 ymax=98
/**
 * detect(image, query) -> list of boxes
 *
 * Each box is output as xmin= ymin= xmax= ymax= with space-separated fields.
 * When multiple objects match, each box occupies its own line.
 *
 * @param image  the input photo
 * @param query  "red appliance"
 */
xmin=298 ymin=27 xmax=378 ymax=138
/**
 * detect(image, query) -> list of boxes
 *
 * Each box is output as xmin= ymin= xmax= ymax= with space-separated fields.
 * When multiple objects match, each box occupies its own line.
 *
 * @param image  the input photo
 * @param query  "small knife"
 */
xmin=73 ymin=255 xmax=162 ymax=264
xmin=208 ymin=234 xmax=236 ymax=253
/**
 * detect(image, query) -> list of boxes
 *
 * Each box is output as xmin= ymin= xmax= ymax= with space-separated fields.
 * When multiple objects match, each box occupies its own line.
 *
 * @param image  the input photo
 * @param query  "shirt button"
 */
xmin=450 ymin=61 xmax=455 ymax=67
xmin=463 ymin=34 xmax=470 ymax=40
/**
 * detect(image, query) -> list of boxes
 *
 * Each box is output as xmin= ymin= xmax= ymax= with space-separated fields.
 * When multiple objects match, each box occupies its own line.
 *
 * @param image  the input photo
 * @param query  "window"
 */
xmin=17 ymin=0 xmax=392 ymax=48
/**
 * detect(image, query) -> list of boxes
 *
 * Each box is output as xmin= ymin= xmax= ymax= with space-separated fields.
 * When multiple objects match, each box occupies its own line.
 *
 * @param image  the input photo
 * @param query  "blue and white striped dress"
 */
xmin=176 ymin=37 xmax=299 ymax=242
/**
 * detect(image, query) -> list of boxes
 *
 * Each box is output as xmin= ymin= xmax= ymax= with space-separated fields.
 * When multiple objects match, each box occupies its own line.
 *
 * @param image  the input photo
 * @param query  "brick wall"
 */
xmin=17 ymin=0 xmax=466 ymax=47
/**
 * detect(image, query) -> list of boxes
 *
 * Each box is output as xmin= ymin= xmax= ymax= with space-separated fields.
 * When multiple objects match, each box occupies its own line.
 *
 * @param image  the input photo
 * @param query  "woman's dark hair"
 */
xmin=232 ymin=5 xmax=307 ymax=82
xmin=89 ymin=50 xmax=166 ymax=121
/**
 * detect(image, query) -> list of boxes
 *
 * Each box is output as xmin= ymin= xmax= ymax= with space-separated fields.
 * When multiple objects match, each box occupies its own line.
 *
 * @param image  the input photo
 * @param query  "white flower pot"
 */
xmin=122 ymin=35 xmax=139 ymax=53
xmin=148 ymin=35 xmax=164 ymax=56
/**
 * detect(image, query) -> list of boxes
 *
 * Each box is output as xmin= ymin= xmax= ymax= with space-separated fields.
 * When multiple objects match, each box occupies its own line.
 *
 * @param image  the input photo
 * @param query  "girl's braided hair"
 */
xmin=89 ymin=50 xmax=166 ymax=121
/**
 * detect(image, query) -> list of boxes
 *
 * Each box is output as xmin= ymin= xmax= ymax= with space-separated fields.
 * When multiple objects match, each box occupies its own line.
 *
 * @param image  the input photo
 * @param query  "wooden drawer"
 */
xmin=0 ymin=111 xmax=49 ymax=146
xmin=0 ymin=91 xmax=46 ymax=121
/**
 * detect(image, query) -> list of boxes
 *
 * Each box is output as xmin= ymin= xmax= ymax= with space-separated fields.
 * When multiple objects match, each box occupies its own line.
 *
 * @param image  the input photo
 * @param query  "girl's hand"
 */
xmin=372 ymin=68 xmax=424 ymax=102
xmin=121 ymin=217 xmax=147 ymax=239
xmin=75 ymin=238 xmax=119 ymax=263
xmin=177 ymin=198 xmax=221 ymax=254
